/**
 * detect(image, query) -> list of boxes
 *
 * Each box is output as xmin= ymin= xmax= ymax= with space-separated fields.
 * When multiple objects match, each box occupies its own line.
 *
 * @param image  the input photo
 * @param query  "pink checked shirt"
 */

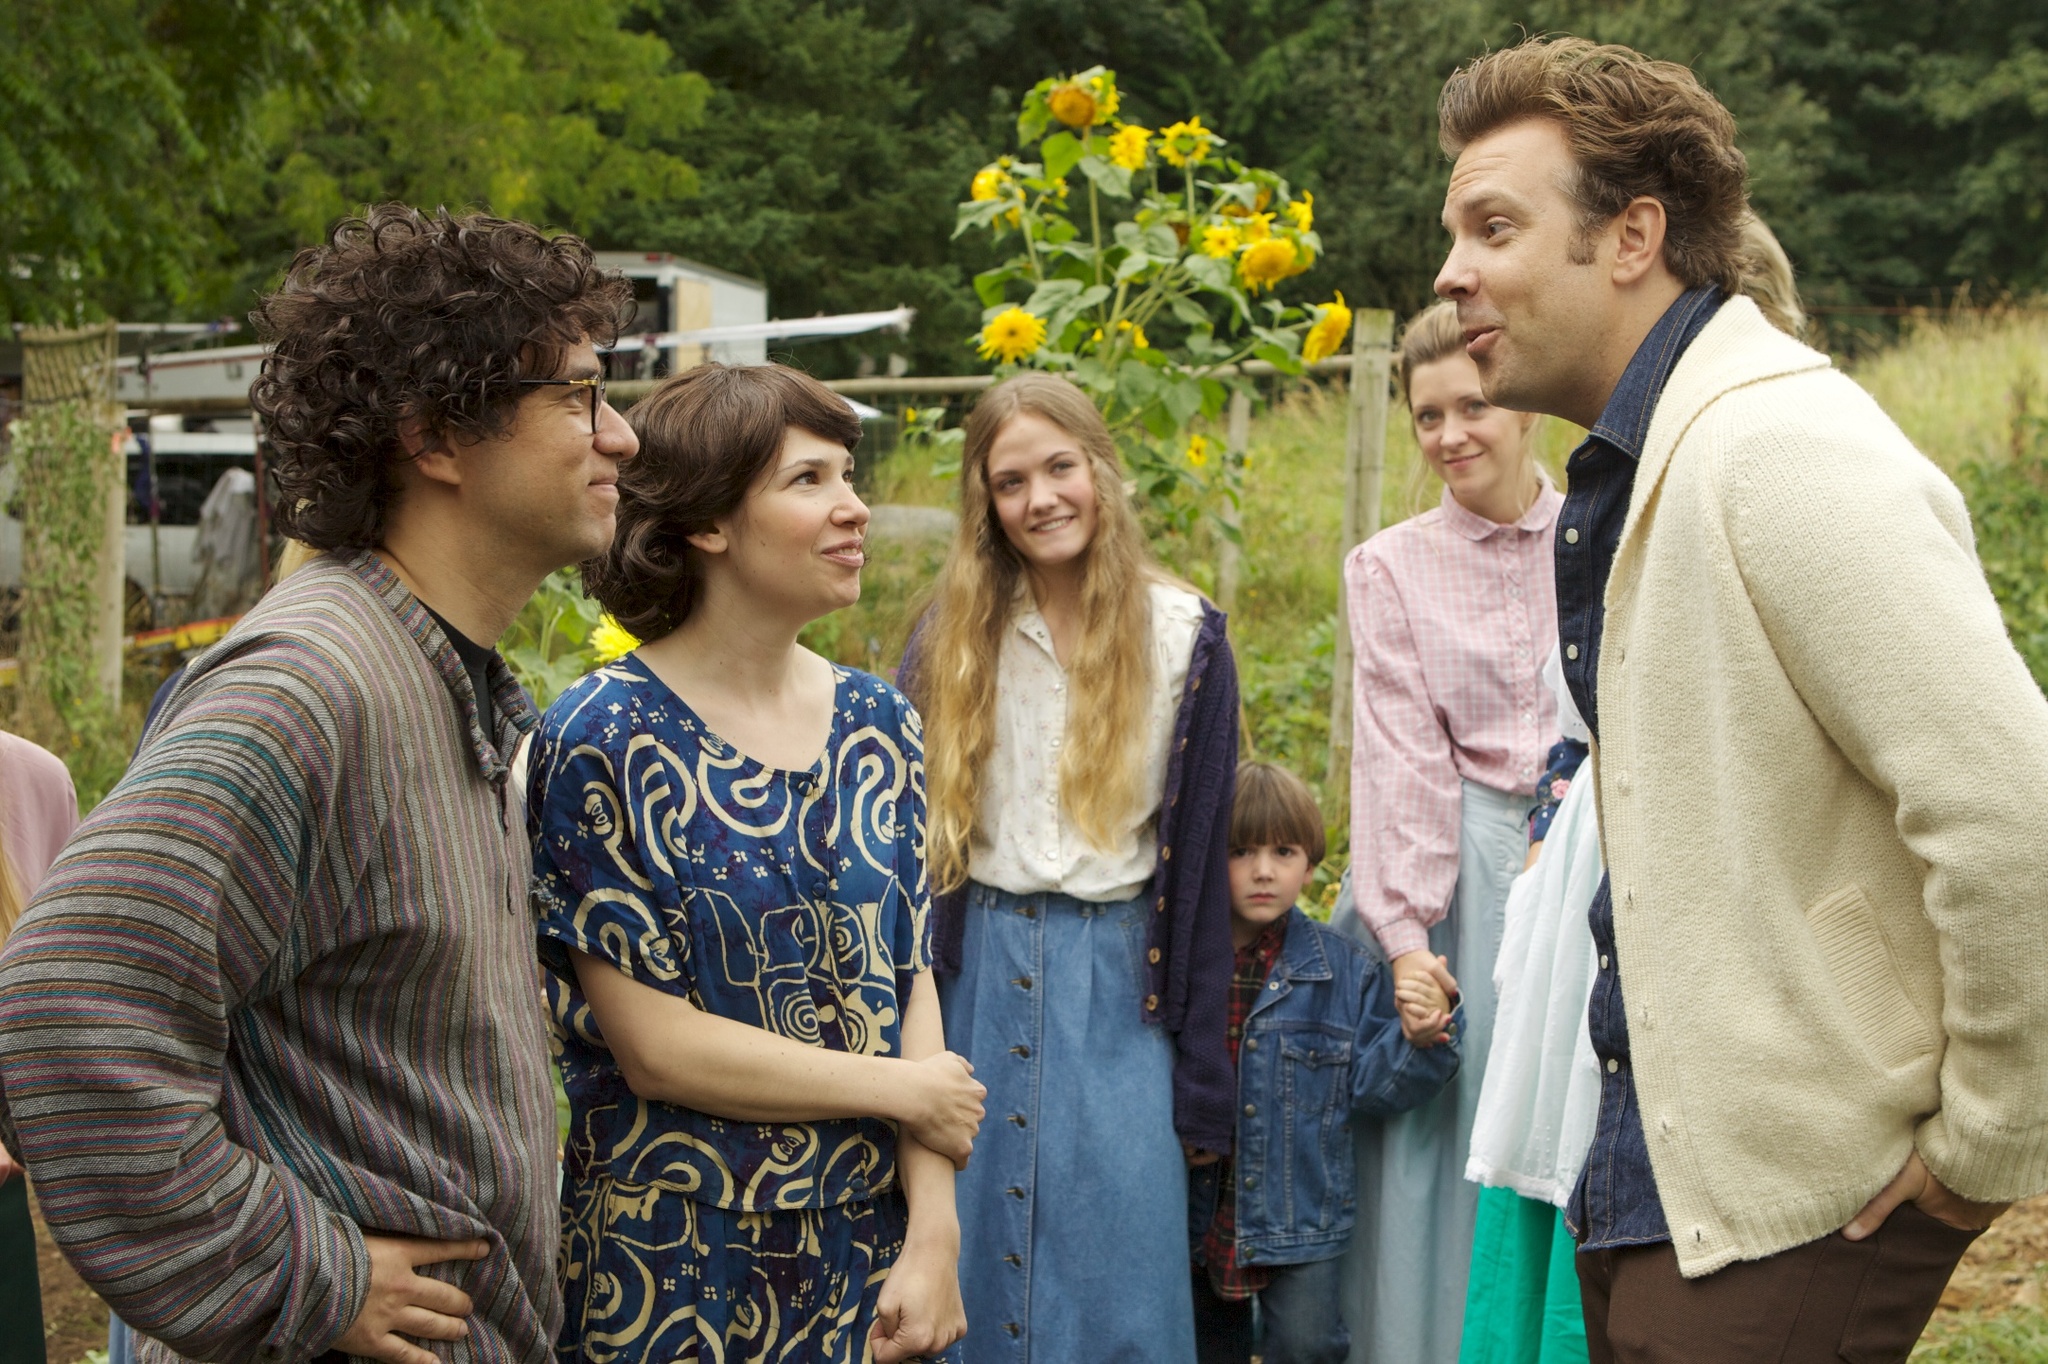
xmin=1346 ymin=484 xmax=1564 ymax=960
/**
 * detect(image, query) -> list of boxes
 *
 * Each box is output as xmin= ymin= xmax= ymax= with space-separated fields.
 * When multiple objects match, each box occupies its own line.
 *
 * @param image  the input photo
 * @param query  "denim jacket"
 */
xmin=1189 ymin=907 xmax=1462 ymax=1267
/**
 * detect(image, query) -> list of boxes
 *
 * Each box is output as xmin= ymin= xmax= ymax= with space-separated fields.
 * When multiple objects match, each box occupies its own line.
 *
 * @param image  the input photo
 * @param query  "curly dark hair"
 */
xmin=1438 ymin=37 xmax=1750 ymax=293
xmin=582 ymin=363 xmax=863 ymax=639
xmin=249 ymin=204 xmax=634 ymax=551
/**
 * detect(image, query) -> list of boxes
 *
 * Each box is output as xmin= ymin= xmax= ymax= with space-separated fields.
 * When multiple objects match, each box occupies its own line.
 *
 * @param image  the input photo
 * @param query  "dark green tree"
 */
xmin=0 ymin=0 xmax=468 ymax=323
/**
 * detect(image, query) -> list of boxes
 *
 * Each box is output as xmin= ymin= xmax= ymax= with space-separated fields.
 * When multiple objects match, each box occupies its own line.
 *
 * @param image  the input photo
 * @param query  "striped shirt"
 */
xmin=1346 ymin=485 xmax=1564 ymax=959
xmin=0 ymin=551 xmax=560 ymax=1364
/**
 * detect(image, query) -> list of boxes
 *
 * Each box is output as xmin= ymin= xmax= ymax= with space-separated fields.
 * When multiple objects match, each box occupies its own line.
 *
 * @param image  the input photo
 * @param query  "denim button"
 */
xmin=1243 ymin=1103 xmax=1256 ymax=1117
xmin=1010 ymin=1044 xmax=1031 ymax=1058
xmin=1012 ymin=975 xmax=1032 ymax=990
xmin=1006 ymin=1186 xmax=1025 ymax=1199
xmin=1009 ymin=1114 xmax=1027 ymax=1127
xmin=1244 ymin=1038 xmax=1257 ymax=1052
xmin=1606 ymin=1058 xmax=1619 ymax=1074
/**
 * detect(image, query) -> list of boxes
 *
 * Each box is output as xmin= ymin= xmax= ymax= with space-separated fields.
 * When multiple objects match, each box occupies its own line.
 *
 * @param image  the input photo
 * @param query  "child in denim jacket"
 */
xmin=1190 ymin=763 xmax=1462 ymax=1363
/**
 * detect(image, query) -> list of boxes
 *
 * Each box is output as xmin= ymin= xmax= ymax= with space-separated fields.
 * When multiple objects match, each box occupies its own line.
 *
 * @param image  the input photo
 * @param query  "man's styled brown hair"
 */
xmin=582 ymin=363 xmax=863 ymax=639
xmin=1438 ymin=37 xmax=1750 ymax=294
xmin=251 ymin=204 xmax=634 ymax=552
xmin=1229 ymin=761 xmax=1327 ymax=867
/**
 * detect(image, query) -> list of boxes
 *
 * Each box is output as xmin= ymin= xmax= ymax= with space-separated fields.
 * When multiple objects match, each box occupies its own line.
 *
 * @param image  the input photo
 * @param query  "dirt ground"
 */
xmin=27 ymin=1188 xmax=2048 ymax=1362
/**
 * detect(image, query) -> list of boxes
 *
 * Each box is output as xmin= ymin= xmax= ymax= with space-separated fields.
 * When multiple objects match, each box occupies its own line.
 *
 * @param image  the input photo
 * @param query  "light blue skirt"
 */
xmin=941 ymin=881 xmax=1195 ymax=1363
xmin=1337 ymin=778 xmax=1535 ymax=1364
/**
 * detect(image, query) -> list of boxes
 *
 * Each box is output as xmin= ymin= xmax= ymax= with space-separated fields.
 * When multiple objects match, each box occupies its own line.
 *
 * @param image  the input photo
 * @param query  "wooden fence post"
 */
xmin=1218 ymin=386 xmax=1253 ymax=610
xmin=16 ymin=322 xmax=126 ymax=720
xmin=1325 ymin=308 xmax=1395 ymax=788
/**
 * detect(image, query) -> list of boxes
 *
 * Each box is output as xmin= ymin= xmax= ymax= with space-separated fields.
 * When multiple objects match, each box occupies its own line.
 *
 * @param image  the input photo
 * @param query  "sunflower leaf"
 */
xmin=1077 ymin=154 xmax=1133 ymax=198
xmin=1041 ymin=132 xmax=1086 ymax=183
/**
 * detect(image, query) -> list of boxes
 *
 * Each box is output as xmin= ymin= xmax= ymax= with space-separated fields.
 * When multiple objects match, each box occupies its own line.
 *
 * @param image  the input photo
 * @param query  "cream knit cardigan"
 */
xmin=1596 ymin=295 xmax=2048 ymax=1278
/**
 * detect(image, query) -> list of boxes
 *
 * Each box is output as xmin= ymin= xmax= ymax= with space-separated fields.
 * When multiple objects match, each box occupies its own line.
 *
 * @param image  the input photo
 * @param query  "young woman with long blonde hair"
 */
xmin=901 ymin=373 xmax=1240 ymax=1362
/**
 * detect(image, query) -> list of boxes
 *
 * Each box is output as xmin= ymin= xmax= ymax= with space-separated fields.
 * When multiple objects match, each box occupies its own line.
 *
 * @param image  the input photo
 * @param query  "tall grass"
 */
xmin=1851 ymin=307 xmax=2048 ymax=474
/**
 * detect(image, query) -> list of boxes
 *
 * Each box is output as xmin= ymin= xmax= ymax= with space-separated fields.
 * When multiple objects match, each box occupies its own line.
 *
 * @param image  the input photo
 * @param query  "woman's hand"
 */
xmin=1391 ymin=951 xmax=1459 ymax=1047
xmin=901 ymin=1052 xmax=986 ymax=1170
xmin=870 ymin=1234 xmax=968 ymax=1363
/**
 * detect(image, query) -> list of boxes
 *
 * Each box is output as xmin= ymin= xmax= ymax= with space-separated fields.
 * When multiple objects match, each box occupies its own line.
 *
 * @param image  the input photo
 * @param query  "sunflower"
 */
xmin=977 ymin=307 xmax=1048 ymax=363
xmin=1185 ymin=433 xmax=1210 ymax=467
xmin=1049 ymin=82 xmax=1099 ymax=129
xmin=1239 ymin=211 xmax=1276 ymax=243
xmin=1302 ymin=291 xmax=1353 ymax=364
xmin=1108 ymin=124 xmax=1151 ymax=170
xmin=1286 ymin=190 xmax=1314 ymax=233
xmin=971 ymin=167 xmax=1004 ymax=201
xmin=1158 ymin=117 xmax=1217 ymax=168
xmin=591 ymin=615 xmax=640 ymax=664
xmin=1199 ymin=223 xmax=1242 ymax=258
xmin=1238 ymin=237 xmax=1298 ymax=292
xmin=1090 ymin=74 xmax=1120 ymax=119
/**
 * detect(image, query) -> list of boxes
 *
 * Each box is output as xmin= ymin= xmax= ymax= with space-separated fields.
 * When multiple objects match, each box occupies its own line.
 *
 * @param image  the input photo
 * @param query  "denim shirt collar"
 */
xmin=1587 ymin=285 xmax=1725 ymax=463
xmin=1252 ymin=906 xmax=1334 ymax=1005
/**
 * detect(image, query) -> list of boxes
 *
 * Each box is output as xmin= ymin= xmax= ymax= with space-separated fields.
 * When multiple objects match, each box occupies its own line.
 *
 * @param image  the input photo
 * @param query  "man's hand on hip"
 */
xmin=331 ymin=1234 xmax=489 ymax=1364
xmin=1843 ymin=1150 xmax=2008 ymax=1241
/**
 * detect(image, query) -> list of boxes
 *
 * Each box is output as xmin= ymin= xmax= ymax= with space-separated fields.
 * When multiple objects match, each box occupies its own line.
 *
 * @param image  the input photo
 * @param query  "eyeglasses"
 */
xmin=517 ymin=375 xmax=608 ymax=435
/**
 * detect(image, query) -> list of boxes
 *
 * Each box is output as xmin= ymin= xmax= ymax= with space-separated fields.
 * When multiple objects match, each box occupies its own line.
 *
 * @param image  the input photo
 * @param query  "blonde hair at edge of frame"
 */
xmin=1736 ymin=213 xmax=1807 ymax=339
xmin=916 ymin=373 xmax=1181 ymax=896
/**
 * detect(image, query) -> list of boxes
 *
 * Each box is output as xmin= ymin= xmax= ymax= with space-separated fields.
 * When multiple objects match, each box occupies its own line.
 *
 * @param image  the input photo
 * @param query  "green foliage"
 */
xmin=616 ymin=0 xmax=989 ymax=378
xmin=1955 ymin=377 xmax=2048 ymax=694
xmin=4 ymin=396 xmax=135 ymax=809
xmin=500 ymin=569 xmax=609 ymax=709
xmin=1912 ymin=1305 xmax=2048 ymax=1362
xmin=0 ymin=0 xmax=468 ymax=324
xmin=193 ymin=0 xmax=707 ymax=312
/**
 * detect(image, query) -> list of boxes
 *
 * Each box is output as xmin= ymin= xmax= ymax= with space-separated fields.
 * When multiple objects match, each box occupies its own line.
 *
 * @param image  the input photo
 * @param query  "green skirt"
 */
xmin=1458 ymin=1186 xmax=1587 ymax=1364
xmin=0 ymin=1178 xmax=47 ymax=1364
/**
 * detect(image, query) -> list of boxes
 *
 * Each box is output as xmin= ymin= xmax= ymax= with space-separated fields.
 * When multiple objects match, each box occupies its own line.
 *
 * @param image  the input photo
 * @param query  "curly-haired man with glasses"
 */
xmin=0 ymin=205 xmax=637 ymax=1364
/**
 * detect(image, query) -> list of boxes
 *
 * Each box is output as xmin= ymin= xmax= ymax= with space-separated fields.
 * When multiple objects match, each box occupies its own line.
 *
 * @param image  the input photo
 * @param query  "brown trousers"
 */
xmin=1576 ymin=1204 xmax=1978 ymax=1364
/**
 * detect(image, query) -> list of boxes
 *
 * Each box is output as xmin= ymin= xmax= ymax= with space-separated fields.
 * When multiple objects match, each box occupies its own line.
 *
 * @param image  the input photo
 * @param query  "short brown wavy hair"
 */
xmin=581 ymin=364 xmax=863 ymax=639
xmin=250 ymin=204 xmax=633 ymax=551
xmin=1438 ymin=37 xmax=1749 ymax=293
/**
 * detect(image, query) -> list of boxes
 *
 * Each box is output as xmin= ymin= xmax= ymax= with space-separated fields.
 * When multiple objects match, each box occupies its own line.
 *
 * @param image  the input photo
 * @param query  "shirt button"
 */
xmin=1245 ymin=1038 xmax=1258 ymax=1051
xmin=1244 ymin=1103 xmax=1257 ymax=1117
xmin=1566 ymin=644 xmax=1580 ymax=661
xmin=1144 ymin=993 xmax=1160 ymax=1011
xmin=1606 ymin=1058 xmax=1620 ymax=1074
xmin=1147 ymin=947 xmax=1162 ymax=964
xmin=1013 ymin=975 xmax=1033 ymax=990
xmin=1565 ymin=527 xmax=1580 ymax=544
xmin=1243 ymin=1175 xmax=1257 ymax=1190
xmin=1600 ymin=954 xmax=1610 ymax=970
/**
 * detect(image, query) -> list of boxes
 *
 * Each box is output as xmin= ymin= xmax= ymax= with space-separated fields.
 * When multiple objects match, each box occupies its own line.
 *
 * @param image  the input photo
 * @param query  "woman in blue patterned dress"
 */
xmin=529 ymin=363 xmax=986 ymax=1363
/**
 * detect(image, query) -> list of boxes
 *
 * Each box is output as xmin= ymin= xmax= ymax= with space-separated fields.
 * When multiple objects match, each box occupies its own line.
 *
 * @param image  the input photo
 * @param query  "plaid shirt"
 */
xmin=1199 ymin=914 xmax=1289 ymax=1299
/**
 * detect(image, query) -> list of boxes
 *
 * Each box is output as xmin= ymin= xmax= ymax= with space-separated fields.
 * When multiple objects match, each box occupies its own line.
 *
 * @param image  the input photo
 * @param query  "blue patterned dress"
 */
xmin=529 ymin=656 xmax=943 ymax=1363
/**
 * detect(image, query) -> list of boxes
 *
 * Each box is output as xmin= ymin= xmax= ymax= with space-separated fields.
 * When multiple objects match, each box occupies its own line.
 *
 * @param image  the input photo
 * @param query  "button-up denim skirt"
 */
xmin=940 ymin=880 xmax=1195 ymax=1363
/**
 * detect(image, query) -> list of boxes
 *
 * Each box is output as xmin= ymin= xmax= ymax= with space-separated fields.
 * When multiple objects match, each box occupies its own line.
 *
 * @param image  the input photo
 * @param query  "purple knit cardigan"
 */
xmin=899 ymin=601 xmax=1240 ymax=1153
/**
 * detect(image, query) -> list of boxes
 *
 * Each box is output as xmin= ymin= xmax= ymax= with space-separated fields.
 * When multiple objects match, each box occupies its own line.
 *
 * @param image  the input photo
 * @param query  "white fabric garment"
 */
xmin=968 ymin=578 xmax=1203 ymax=902
xmin=1464 ymin=750 xmax=1604 ymax=1207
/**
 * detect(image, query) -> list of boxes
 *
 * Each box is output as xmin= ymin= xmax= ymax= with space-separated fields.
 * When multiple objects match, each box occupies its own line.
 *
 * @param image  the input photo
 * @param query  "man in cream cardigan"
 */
xmin=1431 ymin=36 xmax=2048 ymax=1363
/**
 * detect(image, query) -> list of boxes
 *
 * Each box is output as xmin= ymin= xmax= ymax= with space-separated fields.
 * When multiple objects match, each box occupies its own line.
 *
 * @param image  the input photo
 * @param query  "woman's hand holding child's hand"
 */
xmin=1392 ymin=952 xmax=1458 ymax=1048
xmin=904 ymin=1052 xmax=987 ymax=1170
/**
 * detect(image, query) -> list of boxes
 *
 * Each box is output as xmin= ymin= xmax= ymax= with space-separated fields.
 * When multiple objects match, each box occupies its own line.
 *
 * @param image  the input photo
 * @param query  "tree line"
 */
xmin=5 ymin=0 xmax=2043 ymax=371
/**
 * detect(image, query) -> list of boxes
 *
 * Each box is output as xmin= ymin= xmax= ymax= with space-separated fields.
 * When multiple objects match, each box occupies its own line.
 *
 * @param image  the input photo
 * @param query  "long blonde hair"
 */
xmin=913 ymin=374 xmax=1166 ymax=894
xmin=0 ymin=784 xmax=20 ymax=945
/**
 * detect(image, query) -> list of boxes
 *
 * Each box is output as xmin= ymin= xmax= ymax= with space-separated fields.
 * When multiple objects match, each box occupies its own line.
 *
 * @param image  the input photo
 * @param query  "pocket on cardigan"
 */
xmin=1803 ymin=883 xmax=1936 ymax=1072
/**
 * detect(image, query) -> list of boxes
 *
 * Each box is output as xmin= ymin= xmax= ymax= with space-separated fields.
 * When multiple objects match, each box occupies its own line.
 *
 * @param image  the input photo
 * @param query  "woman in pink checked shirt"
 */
xmin=1333 ymin=300 xmax=1566 ymax=1364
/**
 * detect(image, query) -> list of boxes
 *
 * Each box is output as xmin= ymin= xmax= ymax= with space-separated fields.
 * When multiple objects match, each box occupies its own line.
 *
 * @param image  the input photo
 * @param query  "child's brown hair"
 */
xmin=1229 ymin=761 xmax=1327 ymax=866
